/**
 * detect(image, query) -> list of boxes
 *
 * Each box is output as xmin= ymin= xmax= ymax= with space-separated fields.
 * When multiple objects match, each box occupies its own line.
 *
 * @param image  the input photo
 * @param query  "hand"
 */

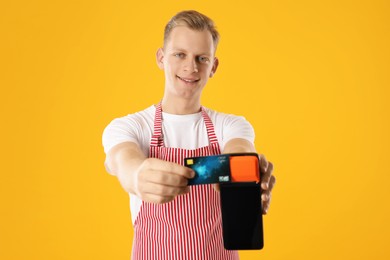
xmin=132 ymin=158 xmax=195 ymax=204
xmin=259 ymin=154 xmax=276 ymax=214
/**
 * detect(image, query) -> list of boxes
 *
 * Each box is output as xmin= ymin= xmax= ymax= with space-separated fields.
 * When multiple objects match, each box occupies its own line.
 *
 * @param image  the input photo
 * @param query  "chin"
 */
xmin=172 ymin=89 xmax=202 ymax=100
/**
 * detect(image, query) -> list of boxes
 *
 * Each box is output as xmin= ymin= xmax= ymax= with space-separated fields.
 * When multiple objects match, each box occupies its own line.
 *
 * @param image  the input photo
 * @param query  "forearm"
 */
xmin=105 ymin=141 xmax=194 ymax=203
xmin=222 ymin=138 xmax=256 ymax=154
xmin=105 ymin=142 xmax=146 ymax=194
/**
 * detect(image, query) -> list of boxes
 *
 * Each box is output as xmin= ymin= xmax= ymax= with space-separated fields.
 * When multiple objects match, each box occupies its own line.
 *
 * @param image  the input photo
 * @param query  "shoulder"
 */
xmin=203 ymin=107 xmax=252 ymax=127
xmin=102 ymin=105 xmax=155 ymax=153
xmin=203 ymin=106 xmax=255 ymax=145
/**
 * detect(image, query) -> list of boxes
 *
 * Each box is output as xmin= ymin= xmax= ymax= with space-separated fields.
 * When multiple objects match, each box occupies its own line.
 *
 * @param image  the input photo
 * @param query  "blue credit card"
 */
xmin=185 ymin=155 xmax=231 ymax=185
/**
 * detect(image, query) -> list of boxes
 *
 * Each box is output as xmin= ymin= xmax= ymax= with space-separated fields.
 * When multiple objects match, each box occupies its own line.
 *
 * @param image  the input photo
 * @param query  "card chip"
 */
xmin=186 ymin=159 xmax=194 ymax=165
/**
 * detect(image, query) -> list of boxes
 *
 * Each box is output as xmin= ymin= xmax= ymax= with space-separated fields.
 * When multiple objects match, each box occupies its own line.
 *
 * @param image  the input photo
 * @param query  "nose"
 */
xmin=184 ymin=57 xmax=198 ymax=73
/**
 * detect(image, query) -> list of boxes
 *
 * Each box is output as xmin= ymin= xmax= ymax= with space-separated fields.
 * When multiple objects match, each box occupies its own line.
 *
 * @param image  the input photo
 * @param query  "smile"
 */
xmin=177 ymin=76 xmax=200 ymax=83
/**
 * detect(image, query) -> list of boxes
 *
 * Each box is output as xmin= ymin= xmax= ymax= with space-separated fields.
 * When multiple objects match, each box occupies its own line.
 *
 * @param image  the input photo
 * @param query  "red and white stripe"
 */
xmin=132 ymin=103 xmax=239 ymax=259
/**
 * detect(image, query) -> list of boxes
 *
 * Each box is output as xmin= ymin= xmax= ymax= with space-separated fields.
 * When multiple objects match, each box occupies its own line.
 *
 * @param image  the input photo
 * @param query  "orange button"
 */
xmin=230 ymin=155 xmax=260 ymax=183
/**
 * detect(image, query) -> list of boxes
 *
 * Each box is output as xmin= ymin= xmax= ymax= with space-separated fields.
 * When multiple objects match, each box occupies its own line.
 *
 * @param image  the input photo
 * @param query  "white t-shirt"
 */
xmin=102 ymin=105 xmax=255 ymax=223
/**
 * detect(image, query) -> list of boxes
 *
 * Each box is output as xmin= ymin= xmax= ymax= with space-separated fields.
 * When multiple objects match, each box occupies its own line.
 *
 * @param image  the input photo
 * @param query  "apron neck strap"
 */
xmin=150 ymin=102 xmax=219 ymax=147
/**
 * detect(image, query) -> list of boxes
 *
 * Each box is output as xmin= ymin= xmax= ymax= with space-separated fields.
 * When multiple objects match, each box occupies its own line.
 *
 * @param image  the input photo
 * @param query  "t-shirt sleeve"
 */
xmin=222 ymin=115 xmax=255 ymax=146
xmin=102 ymin=116 xmax=141 ymax=154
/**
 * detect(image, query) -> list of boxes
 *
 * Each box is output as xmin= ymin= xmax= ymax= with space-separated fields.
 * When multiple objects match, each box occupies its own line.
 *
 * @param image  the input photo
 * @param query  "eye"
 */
xmin=174 ymin=53 xmax=185 ymax=58
xmin=198 ymin=56 xmax=210 ymax=63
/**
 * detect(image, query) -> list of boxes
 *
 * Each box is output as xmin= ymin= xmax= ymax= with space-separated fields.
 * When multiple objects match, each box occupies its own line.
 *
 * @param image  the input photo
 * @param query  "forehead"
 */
xmin=165 ymin=26 xmax=215 ymax=55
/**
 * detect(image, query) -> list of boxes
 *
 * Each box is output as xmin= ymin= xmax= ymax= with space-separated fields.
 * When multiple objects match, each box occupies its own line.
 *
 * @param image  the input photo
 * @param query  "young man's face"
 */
xmin=157 ymin=25 xmax=218 ymax=101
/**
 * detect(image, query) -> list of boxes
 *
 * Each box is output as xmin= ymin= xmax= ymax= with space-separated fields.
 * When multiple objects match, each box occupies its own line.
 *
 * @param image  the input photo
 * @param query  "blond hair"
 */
xmin=164 ymin=10 xmax=220 ymax=49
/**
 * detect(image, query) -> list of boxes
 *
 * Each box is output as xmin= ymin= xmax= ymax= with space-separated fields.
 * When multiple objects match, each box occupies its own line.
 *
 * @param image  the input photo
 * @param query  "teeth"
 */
xmin=178 ymin=76 xmax=197 ymax=83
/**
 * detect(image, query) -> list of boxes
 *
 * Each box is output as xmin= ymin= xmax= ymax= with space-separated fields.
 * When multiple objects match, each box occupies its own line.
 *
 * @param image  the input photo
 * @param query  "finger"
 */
xmin=212 ymin=183 xmax=220 ymax=192
xmin=142 ymin=170 xmax=189 ymax=187
xmin=262 ymin=175 xmax=276 ymax=195
xmin=147 ymin=158 xmax=195 ymax=178
xmin=259 ymin=154 xmax=269 ymax=189
xmin=268 ymin=175 xmax=276 ymax=191
xmin=261 ymin=178 xmax=275 ymax=201
xmin=141 ymin=182 xmax=190 ymax=197
xmin=261 ymin=161 xmax=274 ymax=190
xmin=262 ymin=194 xmax=271 ymax=214
xmin=178 ymin=186 xmax=191 ymax=195
xmin=141 ymin=193 xmax=175 ymax=204
xmin=259 ymin=154 xmax=269 ymax=173
xmin=261 ymin=176 xmax=275 ymax=214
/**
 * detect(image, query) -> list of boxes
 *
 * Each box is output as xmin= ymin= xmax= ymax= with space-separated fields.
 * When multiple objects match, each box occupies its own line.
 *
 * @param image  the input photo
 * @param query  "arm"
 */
xmin=222 ymin=138 xmax=276 ymax=214
xmin=222 ymin=138 xmax=256 ymax=153
xmin=105 ymin=141 xmax=194 ymax=204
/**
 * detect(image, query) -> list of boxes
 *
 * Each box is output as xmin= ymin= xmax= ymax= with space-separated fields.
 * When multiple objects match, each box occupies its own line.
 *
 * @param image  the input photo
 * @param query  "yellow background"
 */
xmin=1 ymin=0 xmax=389 ymax=259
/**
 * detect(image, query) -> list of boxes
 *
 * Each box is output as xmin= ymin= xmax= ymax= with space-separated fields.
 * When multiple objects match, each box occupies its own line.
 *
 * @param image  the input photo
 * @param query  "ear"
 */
xmin=210 ymin=57 xmax=219 ymax=78
xmin=156 ymin=48 xmax=165 ymax=70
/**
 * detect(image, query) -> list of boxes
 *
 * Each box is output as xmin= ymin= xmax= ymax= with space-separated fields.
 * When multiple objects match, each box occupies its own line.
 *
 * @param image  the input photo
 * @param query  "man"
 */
xmin=102 ymin=10 xmax=276 ymax=259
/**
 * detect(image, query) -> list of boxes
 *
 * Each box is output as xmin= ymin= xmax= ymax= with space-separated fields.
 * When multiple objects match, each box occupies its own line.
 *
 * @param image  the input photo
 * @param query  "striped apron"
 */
xmin=132 ymin=103 xmax=239 ymax=259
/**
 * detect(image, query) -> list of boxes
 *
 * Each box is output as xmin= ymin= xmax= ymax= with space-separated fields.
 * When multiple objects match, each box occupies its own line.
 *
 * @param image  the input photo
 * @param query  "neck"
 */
xmin=161 ymin=96 xmax=201 ymax=115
